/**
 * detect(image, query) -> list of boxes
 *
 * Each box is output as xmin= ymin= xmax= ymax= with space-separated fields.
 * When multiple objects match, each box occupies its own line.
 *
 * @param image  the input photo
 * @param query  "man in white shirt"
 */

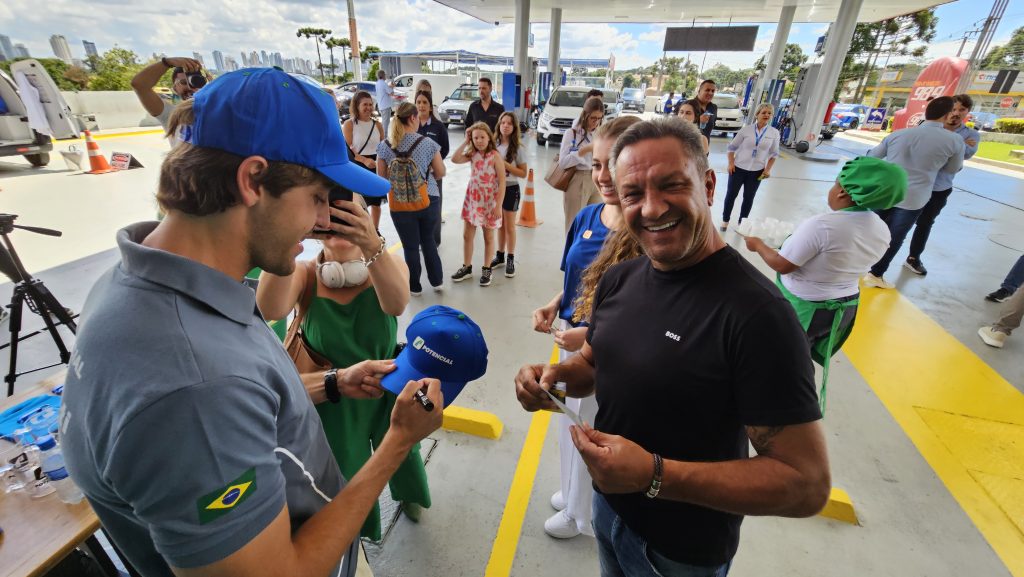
xmin=375 ymin=70 xmax=395 ymax=138
xmin=131 ymin=56 xmax=207 ymax=148
xmin=745 ymin=156 xmax=907 ymax=352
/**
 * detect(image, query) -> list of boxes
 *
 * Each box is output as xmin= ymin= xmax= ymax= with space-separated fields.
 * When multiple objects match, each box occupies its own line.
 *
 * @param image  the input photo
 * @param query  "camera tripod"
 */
xmin=0 ymin=214 xmax=78 ymax=396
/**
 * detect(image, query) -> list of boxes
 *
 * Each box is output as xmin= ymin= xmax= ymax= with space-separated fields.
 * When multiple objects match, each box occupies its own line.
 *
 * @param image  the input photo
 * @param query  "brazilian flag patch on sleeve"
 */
xmin=197 ymin=468 xmax=257 ymax=525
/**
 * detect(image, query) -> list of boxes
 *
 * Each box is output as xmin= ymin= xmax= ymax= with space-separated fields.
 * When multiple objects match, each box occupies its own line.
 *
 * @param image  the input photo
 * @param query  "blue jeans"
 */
xmin=1001 ymin=255 xmax=1024 ymax=293
xmin=722 ymin=167 xmax=764 ymax=223
xmin=391 ymin=196 xmax=443 ymax=291
xmin=870 ymin=206 xmax=924 ymax=277
xmin=592 ymin=493 xmax=732 ymax=577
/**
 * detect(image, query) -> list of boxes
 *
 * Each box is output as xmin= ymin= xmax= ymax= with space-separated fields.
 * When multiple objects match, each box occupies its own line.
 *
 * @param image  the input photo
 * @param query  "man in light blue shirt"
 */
xmin=375 ymin=69 xmax=395 ymax=137
xmin=862 ymin=96 xmax=964 ymax=289
xmin=903 ymin=94 xmax=980 ymax=276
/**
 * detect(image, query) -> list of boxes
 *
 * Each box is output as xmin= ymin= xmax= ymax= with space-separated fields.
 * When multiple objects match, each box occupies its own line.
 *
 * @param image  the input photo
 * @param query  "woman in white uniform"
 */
xmin=721 ymin=103 xmax=780 ymax=231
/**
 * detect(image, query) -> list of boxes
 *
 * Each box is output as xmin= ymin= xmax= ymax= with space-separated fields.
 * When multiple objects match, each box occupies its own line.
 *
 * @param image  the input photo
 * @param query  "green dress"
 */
xmin=300 ymin=281 xmax=431 ymax=540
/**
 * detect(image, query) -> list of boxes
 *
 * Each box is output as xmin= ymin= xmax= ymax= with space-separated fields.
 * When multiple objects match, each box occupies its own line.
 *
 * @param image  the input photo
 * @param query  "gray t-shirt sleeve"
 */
xmin=155 ymin=100 xmax=173 ymax=128
xmin=105 ymin=376 xmax=287 ymax=569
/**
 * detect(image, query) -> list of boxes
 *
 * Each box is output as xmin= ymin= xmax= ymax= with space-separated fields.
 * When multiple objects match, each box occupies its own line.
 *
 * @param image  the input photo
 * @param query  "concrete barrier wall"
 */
xmin=59 ymin=91 xmax=162 ymax=131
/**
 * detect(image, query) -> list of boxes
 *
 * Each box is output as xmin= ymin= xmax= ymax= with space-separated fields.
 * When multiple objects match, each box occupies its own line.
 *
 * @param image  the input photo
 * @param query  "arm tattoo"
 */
xmin=747 ymin=425 xmax=786 ymax=456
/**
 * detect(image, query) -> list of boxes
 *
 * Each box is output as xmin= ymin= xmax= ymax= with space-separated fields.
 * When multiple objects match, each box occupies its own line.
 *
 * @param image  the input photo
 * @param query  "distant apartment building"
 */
xmin=223 ymin=56 xmax=239 ymax=72
xmin=50 ymin=34 xmax=73 ymax=63
xmin=82 ymin=40 xmax=98 ymax=58
xmin=0 ymin=35 xmax=14 ymax=61
xmin=14 ymin=44 xmax=30 ymax=58
xmin=212 ymin=50 xmax=225 ymax=72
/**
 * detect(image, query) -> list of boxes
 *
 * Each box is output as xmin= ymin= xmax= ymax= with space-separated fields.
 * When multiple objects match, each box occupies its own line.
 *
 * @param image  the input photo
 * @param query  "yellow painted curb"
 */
xmin=442 ymin=406 xmax=504 ymax=440
xmin=60 ymin=129 xmax=165 ymax=142
xmin=818 ymin=487 xmax=858 ymax=525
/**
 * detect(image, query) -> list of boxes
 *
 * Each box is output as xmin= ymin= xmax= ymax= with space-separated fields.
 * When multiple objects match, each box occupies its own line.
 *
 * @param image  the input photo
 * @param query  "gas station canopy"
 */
xmin=369 ymin=49 xmax=609 ymax=68
xmin=434 ymin=0 xmax=954 ymax=24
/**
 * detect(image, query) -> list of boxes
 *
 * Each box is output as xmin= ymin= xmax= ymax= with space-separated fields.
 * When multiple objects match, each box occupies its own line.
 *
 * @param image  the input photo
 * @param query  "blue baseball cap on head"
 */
xmin=189 ymin=67 xmax=389 ymax=198
xmin=381 ymin=306 xmax=489 ymax=408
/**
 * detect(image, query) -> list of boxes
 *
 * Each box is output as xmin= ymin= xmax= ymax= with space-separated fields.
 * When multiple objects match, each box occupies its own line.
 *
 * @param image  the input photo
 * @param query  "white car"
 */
xmin=536 ymin=86 xmax=621 ymax=145
xmin=0 ymin=59 xmax=79 ymax=166
xmin=711 ymin=93 xmax=744 ymax=136
xmin=437 ymin=84 xmax=479 ymax=126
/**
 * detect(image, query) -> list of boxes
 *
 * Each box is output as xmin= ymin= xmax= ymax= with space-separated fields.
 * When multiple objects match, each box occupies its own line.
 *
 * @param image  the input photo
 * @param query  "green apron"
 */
xmin=775 ymin=274 xmax=859 ymax=414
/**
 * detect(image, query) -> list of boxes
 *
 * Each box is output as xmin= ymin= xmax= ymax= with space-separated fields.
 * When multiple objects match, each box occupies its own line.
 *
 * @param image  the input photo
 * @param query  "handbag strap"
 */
xmin=285 ymin=261 xmax=317 ymax=342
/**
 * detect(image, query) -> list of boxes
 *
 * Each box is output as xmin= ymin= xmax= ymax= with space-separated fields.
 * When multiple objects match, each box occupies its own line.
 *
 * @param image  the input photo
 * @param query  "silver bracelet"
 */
xmin=364 ymin=235 xmax=386 ymax=267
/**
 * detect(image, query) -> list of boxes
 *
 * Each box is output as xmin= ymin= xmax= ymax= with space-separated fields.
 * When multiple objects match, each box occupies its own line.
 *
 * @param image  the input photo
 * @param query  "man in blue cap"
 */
xmin=60 ymin=68 xmax=443 ymax=577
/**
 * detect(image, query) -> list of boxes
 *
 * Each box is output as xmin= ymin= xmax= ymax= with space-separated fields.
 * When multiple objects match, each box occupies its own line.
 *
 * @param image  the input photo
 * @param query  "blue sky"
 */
xmin=2 ymin=0 xmax=1021 ymax=75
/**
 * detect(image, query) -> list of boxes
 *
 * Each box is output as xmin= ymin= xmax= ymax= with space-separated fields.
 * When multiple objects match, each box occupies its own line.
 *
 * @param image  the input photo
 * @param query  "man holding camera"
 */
xmin=131 ymin=56 xmax=207 ymax=147
xmin=62 ymin=68 xmax=443 ymax=577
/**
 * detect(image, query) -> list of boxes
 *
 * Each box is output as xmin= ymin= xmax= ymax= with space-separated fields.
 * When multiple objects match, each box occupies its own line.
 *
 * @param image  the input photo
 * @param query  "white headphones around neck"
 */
xmin=316 ymin=252 xmax=369 ymax=289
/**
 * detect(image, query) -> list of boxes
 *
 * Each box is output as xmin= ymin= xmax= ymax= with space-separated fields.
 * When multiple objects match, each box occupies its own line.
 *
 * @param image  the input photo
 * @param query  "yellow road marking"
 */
xmin=484 ymin=345 xmax=559 ymax=577
xmin=844 ymin=288 xmax=1024 ymax=576
xmin=61 ymin=129 xmax=166 ymax=143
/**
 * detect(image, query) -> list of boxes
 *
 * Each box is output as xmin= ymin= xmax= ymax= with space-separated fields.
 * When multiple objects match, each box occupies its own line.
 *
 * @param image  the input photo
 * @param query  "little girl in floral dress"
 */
xmin=450 ymin=121 xmax=506 ymax=287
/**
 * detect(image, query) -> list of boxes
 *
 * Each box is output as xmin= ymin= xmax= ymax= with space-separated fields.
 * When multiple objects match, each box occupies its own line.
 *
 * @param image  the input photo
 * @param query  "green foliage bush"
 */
xmin=996 ymin=118 xmax=1024 ymax=134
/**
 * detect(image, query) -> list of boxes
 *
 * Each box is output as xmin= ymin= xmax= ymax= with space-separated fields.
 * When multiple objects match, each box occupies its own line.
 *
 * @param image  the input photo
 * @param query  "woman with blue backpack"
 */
xmin=376 ymin=102 xmax=447 ymax=295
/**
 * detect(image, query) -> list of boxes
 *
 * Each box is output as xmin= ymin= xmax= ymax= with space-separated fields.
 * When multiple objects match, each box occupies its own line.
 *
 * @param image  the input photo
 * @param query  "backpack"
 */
xmin=387 ymin=135 xmax=431 ymax=212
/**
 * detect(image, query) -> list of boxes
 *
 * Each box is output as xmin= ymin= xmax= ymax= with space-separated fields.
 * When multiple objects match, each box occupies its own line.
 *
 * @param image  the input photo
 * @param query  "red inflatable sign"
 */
xmin=892 ymin=57 xmax=968 ymax=131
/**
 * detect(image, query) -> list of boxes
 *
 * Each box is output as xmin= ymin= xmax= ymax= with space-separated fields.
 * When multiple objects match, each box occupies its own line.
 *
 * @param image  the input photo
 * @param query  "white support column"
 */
xmin=549 ymin=8 xmax=562 ymax=89
xmin=795 ymin=0 xmax=864 ymax=153
xmin=747 ymin=5 xmax=795 ymax=124
xmin=513 ymin=0 xmax=530 ymax=118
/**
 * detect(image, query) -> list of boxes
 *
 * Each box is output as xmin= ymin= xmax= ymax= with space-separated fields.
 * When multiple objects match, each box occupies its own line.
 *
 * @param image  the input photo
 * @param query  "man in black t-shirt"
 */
xmin=515 ymin=118 xmax=829 ymax=575
xmin=464 ymin=77 xmax=505 ymax=133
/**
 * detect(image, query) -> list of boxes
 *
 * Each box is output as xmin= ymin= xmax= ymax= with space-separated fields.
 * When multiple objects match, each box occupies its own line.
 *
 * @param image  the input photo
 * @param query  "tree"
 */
xmin=840 ymin=9 xmax=937 ymax=102
xmin=753 ymin=43 xmax=808 ymax=81
xmin=325 ymin=37 xmax=351 ymax=82
xmin=63 ymin=66 xmax=90 ymax=90
xmin=703 ymin=64 xmax=756 ymax=91
xmin=361 ymin=45 xmax=383 ymax=62
xmin=88 ymin=47 xmax=145 ymax=91
xmin=622 ymin=73 xmax=637 ymax=88
xmin=0 ymin=58 xmax=83 ymax=91
xmin=297 ymin=27 xmax=332 ymax=83
xmin=981 ymin=26 xmax=1024 ymax=70
xmin=368 ymin=59 xmax=380 ymax=81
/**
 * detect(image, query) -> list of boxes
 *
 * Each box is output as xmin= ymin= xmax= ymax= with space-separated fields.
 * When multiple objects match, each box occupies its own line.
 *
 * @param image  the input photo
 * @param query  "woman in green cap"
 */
xmin=744 ymin=156 xmax=907 ymax=409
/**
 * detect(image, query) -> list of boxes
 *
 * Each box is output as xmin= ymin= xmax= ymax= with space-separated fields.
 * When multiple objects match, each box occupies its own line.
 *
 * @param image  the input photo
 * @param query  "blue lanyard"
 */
xmin=752 ymin=124 xmax=769 ymax=158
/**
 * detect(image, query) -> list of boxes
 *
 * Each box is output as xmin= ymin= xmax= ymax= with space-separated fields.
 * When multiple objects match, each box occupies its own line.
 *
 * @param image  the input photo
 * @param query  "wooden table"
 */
xmin=0 ymin=372 xmax=105 ymax=577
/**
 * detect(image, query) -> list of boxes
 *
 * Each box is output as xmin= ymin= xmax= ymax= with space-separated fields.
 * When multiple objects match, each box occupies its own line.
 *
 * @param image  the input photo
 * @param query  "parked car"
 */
xmin=659 ymin=93 xmax=684 ymax=114
xmin=621 ymin=87 xmax=645 ymax=112
xmin=392 ymin=73 xmax=465 ymax=106
xmin=437 ymin=84 xmax=478 ymax=126
xmin=830 ymin=104 xmax=870 ymax=130
xmin=0 ymin=59 xmax=79 ymax=167
xmin=711 ymin=93 xmax=744 ymax=136
xmin=536 ymin=86 xmax=621 ymax=145
xmin=333 ymin=81 xmax=377 ymax=120
xmin=968 ymin=111 xmax=999 ymax=132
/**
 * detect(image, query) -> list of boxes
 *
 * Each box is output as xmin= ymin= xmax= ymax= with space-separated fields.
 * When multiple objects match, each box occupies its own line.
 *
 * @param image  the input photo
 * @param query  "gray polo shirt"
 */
xmin=61 ymin=222 xmax=356 ymax=577
xmin=866 ymin=120 xmax=964 ymax=211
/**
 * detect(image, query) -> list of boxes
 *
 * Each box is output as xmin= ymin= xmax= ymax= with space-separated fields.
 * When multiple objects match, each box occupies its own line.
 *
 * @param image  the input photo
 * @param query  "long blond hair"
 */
xmin=388 ymin=102 xmax=418 ymax=145
xmin=464 ymin=121 xmax=498 ymax=156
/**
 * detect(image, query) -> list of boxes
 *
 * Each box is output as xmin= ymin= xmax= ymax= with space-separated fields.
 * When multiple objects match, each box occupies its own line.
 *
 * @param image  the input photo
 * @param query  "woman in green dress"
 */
xmin=257 ymin=195 xmax=431 ymax=540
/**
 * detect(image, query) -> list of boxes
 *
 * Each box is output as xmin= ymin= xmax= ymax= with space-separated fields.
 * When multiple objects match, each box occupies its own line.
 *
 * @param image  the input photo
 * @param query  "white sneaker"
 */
xmin=861 ymin=273 xmax=894 ymax=289
xmin=433 ymin=285 xmax=444 ymax=293
xmin=543 ymin=510 xmax=581 ymax=539
xmin=550 ymin=490 xmax=566 ymax=511
xmin=978 ymin=326 xmax=1007 ymax=349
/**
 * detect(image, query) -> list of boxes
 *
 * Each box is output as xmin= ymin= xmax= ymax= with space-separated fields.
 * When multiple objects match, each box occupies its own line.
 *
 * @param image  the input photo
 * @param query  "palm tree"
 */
xmin=296 ymin=27 xmax=332 ymax=83
xmin=325 ymin=37 xmax=351 ymax=82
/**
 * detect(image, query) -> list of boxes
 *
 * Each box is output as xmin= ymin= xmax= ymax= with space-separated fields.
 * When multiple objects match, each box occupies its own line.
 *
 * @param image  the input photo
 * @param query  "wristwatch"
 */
xmin=645 ymin=453 xmax=663 ymax=499
xmin=324 ymin=369 xmax=341 ymax=404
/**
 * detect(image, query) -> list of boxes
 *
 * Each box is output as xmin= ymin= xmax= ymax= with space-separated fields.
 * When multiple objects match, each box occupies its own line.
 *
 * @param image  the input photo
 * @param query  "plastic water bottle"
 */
xmin=36 ymin=435 xmax=83 ymax=504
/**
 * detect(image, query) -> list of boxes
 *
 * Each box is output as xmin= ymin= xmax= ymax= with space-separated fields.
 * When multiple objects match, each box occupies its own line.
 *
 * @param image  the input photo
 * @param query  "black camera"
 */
xmin=186 ymin=71 xmax=207 ymax=90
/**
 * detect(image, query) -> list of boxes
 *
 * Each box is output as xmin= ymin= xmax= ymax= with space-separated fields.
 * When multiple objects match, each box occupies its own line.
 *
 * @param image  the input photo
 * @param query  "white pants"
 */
xmin=555 ymin=320 xmax=598 ymax=535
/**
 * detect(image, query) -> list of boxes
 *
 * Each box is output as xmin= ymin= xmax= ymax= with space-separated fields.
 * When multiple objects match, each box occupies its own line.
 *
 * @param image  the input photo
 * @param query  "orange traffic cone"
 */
xmin=516 ymin=168 xmax=542 ymax=227
xmin=84 ymin=131 xmax=115 ymax=174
